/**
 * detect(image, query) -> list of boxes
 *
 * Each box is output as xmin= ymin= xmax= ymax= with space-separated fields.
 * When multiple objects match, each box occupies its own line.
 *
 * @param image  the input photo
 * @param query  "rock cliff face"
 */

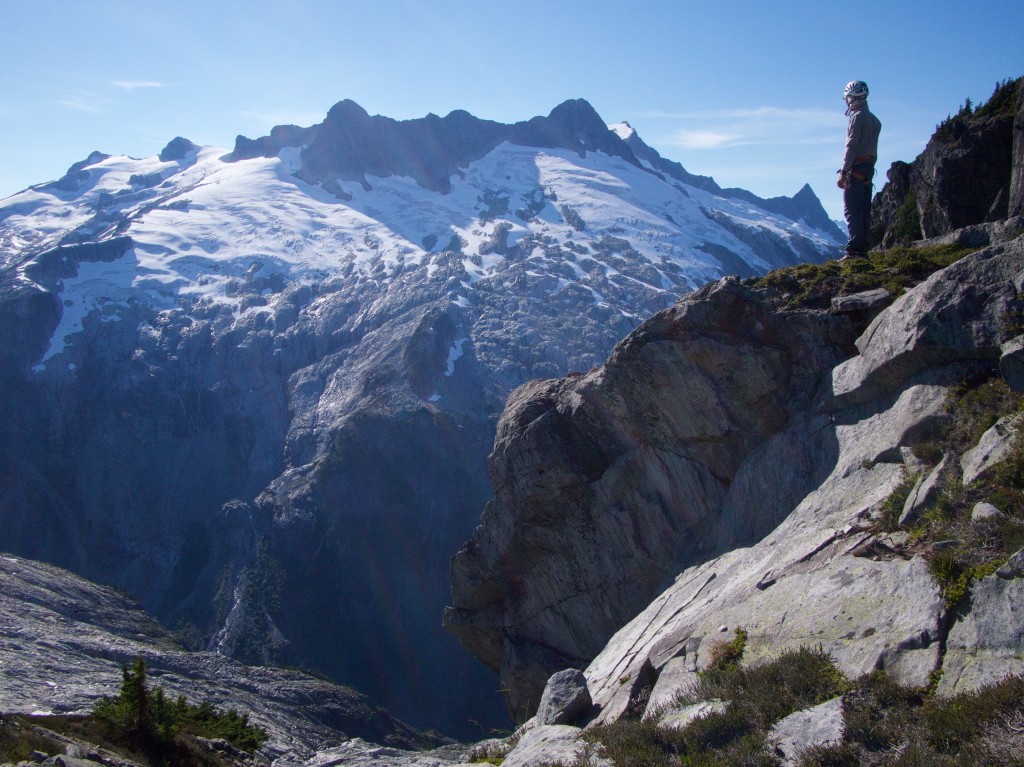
xmin=1012 ymin=79 xmax=1024 ymax=218
xmin=873 ymin=77 xmax=1023 ymax=247
xmin=444 ymin=276 xmax=857 ymax=721
xmin=447 ymin=228 xmax=1024 ymax=723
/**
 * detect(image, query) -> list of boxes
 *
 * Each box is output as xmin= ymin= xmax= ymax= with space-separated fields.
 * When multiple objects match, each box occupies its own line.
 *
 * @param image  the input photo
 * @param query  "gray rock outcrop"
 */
xmin=287 ymin=740 xmax=475 ymax=767
xmin=1009 ymin=78 xmax=1024 ymax=218
xmin=445 ymin=275 xmax=857 ymax=720
xmin=830 ymin=287 xmax=891 ymax=315
xmin=999 ymin=334 xmax=1024 ymax=391
xmin=972 ymin=501 xmax=1005 ymax=522
xmin=938 ymin=547 xmax=1024 ymax=695
xmin=657 ymin=700 xmax=728 ymax=731
xmin=448 ymin=234 xmax=1024 ymax=723
xmin=899 ymin=452 xmax=953 ymax=526
xmin=961 ymin=413 xmax=1024 ymax=485
xmin=500 ymin=725 xmax=594 ymax=767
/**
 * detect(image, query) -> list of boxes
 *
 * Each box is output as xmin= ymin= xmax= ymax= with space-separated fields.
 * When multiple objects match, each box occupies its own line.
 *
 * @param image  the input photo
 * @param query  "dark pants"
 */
xmin=843 ymin=162 xmax=874 ymax=256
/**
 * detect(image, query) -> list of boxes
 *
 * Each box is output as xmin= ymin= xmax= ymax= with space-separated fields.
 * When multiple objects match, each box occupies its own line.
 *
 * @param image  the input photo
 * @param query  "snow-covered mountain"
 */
xmin=0 ymin=98 xmax=842 ymax=737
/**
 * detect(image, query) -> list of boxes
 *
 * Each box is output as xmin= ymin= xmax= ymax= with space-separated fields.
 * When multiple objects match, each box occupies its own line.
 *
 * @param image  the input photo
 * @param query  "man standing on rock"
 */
xmin=837 ymin=80 xmax=882 ymax=259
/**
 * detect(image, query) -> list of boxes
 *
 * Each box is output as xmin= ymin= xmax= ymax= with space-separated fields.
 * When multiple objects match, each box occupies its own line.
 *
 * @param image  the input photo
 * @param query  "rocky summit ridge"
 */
xmin=0 ymin=98 xmax=840 ymax=738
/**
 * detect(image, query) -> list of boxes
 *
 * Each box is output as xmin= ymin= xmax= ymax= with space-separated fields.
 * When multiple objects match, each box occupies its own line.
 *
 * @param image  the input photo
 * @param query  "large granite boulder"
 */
xmin=769 ymin=697 xmax=845 ymax=767
xmin=536 ymin=669 xmax=592 ymax=726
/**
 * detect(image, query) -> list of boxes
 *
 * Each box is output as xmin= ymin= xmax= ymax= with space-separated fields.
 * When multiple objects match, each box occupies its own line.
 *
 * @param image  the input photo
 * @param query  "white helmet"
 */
xmin=844 ymin=81 xmax=869 ymax=101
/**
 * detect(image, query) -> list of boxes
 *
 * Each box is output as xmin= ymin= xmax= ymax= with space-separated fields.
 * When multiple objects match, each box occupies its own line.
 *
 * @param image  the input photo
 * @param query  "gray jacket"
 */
xmin=842 ymin=102 xmax=881 ymax=172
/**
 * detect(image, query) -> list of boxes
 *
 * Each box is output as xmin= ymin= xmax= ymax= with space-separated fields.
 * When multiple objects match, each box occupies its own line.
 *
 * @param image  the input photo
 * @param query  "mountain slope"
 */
xmin=0 ymin=99 xmax=841 ymax=737
xmin=0 ymin=553 xmax=444 ymax=765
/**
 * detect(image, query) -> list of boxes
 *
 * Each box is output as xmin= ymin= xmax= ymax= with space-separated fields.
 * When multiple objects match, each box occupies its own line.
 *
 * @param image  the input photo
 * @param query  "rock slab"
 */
xmin=769 ymin=697 xmax=845 ymax=767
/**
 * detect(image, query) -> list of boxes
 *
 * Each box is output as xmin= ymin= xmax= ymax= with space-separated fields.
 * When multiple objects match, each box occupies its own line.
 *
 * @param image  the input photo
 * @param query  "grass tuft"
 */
xmin=745 ymin=243 xmax=978 ymax=311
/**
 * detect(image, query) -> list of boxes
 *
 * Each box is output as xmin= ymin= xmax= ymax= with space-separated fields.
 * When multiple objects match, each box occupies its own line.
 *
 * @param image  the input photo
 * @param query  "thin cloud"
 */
xmin=111 ymin=80 xmax=165 ymax=90
xmin=671 ymin=129 xmax=744 ymax=150
xmin=644 ymin=106 xmax=840 ymax=124
xmin=654 ymin=105 xmax=845 ymax=151
xmin=58 ymin=94 xmax=106 ymax=113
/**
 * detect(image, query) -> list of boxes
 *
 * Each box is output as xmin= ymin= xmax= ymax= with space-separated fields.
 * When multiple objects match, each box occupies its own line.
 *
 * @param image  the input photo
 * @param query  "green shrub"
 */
xmin=33 ymin=656 xmax=271 ymax=766
xmin=973 ymin=77 xmax=1023 ymax=122
xmin=585 ymin=647 xmax=849 ymax=766
xmin=689 ymin=647 xmax=850 ymax=731
xmin=924 ymin=674 xmax=1024 ymax=754
xmin=585 ymin=665 xmax=1024 ymax=765
xmin=925 ymin=549 xmax=1004 ymax=610
xmin=581 ymin=719 xmax=682 ymax=767
xmin=890 ymin=188 xmax=922 ymax=244
xmin=795 ymin=742 xmax=860 ymax=767
xmin=706 ymin=628 xmax=748 ymax=671
xmin=838 ymin=671 xmax=1024 ymax=765
xmin=945 ymin=377 xmax=1024 ymax=452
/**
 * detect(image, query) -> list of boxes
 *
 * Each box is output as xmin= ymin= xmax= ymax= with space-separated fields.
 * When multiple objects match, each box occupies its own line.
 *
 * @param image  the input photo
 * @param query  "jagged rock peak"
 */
xmin=38 ymin=150 xmax=112 ymax=193
xmin=159 ymin=136 xmax=198 ymax=162
xmin=542 ymin=97 xmax=615 ymax=141
xmin=326 ymin=97 xmax=372 ymax=124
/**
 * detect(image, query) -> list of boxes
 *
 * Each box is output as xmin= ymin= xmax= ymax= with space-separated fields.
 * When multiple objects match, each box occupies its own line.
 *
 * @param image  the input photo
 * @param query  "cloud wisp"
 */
xmin=58 ymin=93 xmax=108 ymax=113
xmin=647 ymin=106 xmax=845 ymax=151
xmin=111 ymin=80 xmax=166 ymax=90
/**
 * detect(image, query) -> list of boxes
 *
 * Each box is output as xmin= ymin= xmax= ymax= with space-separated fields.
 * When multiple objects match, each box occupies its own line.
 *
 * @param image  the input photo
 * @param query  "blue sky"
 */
xmin=2 ymin=0 xmax=1021 ymax=221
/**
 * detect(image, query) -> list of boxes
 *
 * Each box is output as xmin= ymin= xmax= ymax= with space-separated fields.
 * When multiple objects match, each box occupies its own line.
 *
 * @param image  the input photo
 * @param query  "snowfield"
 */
xmin=1 ymin=136 xmax=841 ymax=363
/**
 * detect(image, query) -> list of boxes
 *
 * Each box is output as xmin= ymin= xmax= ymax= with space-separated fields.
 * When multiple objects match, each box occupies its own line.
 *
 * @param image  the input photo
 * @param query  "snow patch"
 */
xmin=608 ymin=122 xmax=635 ymax=141
xmin=446 ymin=337 xmax=469 ymax=376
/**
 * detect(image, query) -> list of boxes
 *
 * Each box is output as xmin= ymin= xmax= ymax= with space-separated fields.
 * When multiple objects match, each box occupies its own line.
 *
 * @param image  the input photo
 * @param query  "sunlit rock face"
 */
xmin=0 ymin=99 xmax=840 ymax=737
xmin=447 ymin=233 xmax=1024 ymax=723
